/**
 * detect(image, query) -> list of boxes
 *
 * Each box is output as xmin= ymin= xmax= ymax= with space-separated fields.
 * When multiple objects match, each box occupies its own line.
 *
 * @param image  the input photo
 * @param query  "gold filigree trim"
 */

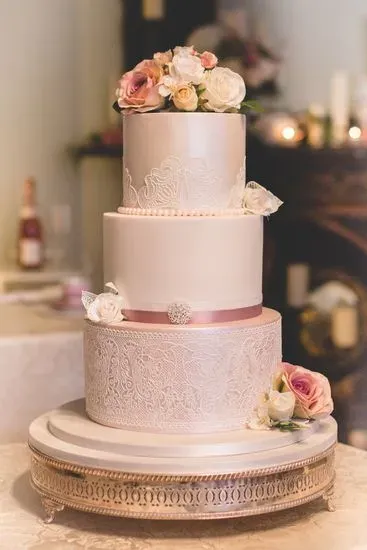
xmin=29 ymin=443 xmax=336 ymax=482
xmin=29 ymin=445 xmax=336 ymax=521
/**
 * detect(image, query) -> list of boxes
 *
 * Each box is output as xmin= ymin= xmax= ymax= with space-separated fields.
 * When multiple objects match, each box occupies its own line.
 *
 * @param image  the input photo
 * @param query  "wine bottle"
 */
xmin=18 ymin=177 xmax=44 ymax=270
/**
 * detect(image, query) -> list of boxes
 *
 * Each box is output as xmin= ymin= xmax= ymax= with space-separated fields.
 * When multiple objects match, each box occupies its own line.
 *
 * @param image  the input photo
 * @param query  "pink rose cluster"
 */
xmin=115 ymin=45 xmax=247 ymax=114
xmin=275 ymin=362 xmax=334 ymax=420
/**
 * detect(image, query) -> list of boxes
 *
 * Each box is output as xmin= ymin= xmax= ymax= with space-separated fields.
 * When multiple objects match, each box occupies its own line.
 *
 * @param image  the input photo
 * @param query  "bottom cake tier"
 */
xmin=84 ymin=308 xmax=282 ymax=434
xmin=29 ymin=400 xmax=337 ymax=521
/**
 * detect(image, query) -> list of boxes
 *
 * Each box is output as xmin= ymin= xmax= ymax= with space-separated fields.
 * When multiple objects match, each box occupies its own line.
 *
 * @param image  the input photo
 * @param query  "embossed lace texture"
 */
xmin=123 ymin=156 xmax=246 ymax=210
xmin=84 ymin=318 xmax=282 ymax=433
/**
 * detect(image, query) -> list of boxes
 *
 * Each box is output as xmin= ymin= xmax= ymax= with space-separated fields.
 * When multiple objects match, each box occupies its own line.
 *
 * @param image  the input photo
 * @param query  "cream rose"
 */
xmin=153 ymin=49 xmax=173 ymax=66
xmin=169 ymin=52 xmax=205 ymax=85
xmin=201 ymin=67 xmax=246 ymax=112
xmin=267 ymin=390 xmax=296 ymax=422
xmin=242 ymin=181 xmax=283 ymax=216
xmin=173 ymin=84 xmax=198 ymax=111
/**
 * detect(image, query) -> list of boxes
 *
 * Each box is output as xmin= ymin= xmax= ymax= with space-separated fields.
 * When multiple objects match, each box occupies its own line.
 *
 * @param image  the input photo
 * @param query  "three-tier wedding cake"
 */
xmin=29 ymin=46 xmax=337 ymax=523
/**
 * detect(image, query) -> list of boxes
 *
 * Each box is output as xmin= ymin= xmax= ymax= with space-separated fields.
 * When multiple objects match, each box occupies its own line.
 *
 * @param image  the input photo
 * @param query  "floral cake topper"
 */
xmin=114 ymin=45 xmax=260 ymax=114
xmin=82 ymin=282 xmax=125 ymax=324
xmin=249 ymin=362 xmax=334 ymax=431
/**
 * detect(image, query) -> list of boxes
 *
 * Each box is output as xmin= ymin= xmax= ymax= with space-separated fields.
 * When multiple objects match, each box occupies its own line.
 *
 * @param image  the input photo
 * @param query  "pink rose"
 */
xmin=200 ymin=51 xmax=218 ymax=69
xmin=116 ymin=60 xmax=164 ymax=113
xmin=277 ymin=363 xmax=334 ymax=420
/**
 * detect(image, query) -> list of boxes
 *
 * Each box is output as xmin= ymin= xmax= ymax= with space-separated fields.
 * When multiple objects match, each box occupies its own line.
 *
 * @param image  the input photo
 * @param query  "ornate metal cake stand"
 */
xmin=29 ymin=443 xmax=336 ymax=523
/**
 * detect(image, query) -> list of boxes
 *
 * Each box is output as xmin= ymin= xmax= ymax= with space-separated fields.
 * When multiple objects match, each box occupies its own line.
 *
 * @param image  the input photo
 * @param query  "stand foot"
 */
xmin=322 ymin=485 xmax=336 ymax=512
xmin=41 ymin=497 xmax=65 ymax=524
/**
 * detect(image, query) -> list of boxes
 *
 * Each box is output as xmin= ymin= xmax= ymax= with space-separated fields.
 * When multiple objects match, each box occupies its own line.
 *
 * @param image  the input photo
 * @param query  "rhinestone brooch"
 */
xmin=167 ymin=302 xmax=192 ymax=325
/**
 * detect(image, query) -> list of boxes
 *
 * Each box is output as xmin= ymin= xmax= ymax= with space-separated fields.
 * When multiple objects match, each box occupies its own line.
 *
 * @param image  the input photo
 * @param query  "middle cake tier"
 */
xmin=104 ymin=213 xmax=263 ymax=321
xmin=84 ymin=308 xmax=281 ymax=433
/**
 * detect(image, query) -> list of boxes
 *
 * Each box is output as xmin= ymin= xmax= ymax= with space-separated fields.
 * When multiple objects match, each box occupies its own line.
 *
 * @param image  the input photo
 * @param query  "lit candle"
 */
xmin=331 ymin=305 xmax=358 ymax=349
xmin=348 ymin=125 xmax=362 ymax=143
xmin=143 ymin=0 xmax=165 ymax=20
xmin=330 ymin=71 xmax=349 ymax=146
xmin=287 ymin=264 xmax=310 ymax=308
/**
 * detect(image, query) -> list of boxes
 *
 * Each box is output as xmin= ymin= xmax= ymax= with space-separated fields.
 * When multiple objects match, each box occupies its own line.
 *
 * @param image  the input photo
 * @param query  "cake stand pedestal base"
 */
xmin=29 ymin=444 xmax=336 ymax=522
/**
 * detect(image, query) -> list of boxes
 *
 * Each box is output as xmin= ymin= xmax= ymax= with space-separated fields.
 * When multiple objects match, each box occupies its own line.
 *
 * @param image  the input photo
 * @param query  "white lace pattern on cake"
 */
xmin=123 ymin=156 xmax=245 ymax=210
xmin=84 ymin=316 xmax=282 ymax=433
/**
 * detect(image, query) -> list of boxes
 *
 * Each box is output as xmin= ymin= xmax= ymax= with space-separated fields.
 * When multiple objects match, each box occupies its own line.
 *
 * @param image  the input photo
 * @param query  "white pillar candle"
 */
xmin=287 ymin=264 xmax=310 ymax=308
xmin=330 ymin=71 xmax=349 ymax=146
xmin=143 ymin=0 xmax=165 ymax=20
xmin=331 ymin=305 xmax=358 ymax=349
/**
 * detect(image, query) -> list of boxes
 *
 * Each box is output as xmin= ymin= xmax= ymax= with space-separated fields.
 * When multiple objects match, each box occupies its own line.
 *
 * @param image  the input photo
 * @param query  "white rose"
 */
xmin=173 ymin=84 xmax=198 ymax=111
xmin=201 ymin=67 xmax=246 ymax=112
xmin=173 ymin=45 xmax=196 ymax=56
xmin=169 ymin=53 xmax=205 ymax=86
xmin=242 ymin=181 xmax=283 ymax=216
xmin=267 ymin=390 xmax=295 ymax=422
xmin=86 ymin=292 xmax=124 ymax=324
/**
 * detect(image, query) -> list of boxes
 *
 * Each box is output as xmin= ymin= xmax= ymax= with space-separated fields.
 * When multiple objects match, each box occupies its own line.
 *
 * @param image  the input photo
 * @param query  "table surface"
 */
xmin=0 ymin=303 xmax=83 ymax=337
xmin=0 ymin=443 xmax=366 ymax=550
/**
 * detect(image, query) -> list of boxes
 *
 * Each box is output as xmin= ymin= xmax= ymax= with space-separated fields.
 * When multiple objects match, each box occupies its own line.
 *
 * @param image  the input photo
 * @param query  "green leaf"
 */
xmin=276 ymin=420 xmax=307 ymax=432
xmin=196 ymin=86 xmax=206 ymax=97
xmin=240 ymin=100 xmax=264 ymax=113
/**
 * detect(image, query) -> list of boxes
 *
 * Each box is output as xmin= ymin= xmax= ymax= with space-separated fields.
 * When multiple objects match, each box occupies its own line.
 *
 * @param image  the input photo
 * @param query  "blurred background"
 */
xmin=2 ymin=0 xmax=367 ymax=447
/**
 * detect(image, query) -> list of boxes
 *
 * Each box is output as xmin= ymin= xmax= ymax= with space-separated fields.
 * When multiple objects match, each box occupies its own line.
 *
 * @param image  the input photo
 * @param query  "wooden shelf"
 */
xmin=72 ymin=143 xmax=122 ymax=159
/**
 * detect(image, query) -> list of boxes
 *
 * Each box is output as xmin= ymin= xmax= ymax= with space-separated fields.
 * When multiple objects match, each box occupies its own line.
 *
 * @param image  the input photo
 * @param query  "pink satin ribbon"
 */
xmin=123 ymin=304 xmax=262 ymax=324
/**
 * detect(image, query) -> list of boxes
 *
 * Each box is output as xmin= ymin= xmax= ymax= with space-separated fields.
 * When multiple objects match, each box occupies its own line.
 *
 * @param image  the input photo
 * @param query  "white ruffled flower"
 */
xmin=170 ymin=52 xmax=205 ymax=86
xmin=267 ymin=390 xmax=295 ymax=422
xmin=159 ymin=74 xmax=179 ymax=98
xmin=201 ymin=67 xmax=246 ymax=112
xmin=242 ymin=181 xmax=283 ymax=216
xmin=82 ymin=282 xmax=124 ymax=324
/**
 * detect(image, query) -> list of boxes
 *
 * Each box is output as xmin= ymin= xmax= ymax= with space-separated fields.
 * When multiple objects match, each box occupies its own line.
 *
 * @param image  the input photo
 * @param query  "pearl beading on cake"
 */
xmin=117 ymin=207 xmax=245 ymax=217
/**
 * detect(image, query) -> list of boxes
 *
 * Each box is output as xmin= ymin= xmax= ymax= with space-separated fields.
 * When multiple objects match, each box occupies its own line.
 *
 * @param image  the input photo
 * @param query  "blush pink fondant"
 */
xmin=103 ymin=213 xmax=263 ymax=314
xmin=122 ymin=112 xmax=246 ymax=211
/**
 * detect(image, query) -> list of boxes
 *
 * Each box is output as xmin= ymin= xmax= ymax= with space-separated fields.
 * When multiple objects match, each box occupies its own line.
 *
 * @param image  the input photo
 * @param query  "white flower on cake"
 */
xmin=82 ymin=282 xmax=125 ymax=324
xmin=267 ymin=390 xmax=296 ymax=422
xmin=173 ymin=45 xmax=196 ymax=57
xmin=201 ymin=67 xmax=246 ymax=112
xmin=242 ymin=181 xmax=283 ymax=216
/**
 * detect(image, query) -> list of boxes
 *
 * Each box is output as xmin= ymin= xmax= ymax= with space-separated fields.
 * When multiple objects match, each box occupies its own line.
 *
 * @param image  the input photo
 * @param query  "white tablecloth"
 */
xmin=0 ymin=304 xmax=83 ymax=443
xmin=0 ymin=443 xmax=366 ymax=550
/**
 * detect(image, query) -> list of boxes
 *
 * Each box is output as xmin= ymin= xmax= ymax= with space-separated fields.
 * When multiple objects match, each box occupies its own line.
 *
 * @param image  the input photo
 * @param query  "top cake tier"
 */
xmin=120 ymin=112 xmax=246 ymax=214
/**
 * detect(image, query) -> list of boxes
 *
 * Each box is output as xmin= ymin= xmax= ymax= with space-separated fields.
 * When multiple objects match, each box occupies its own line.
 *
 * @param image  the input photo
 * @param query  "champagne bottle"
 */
xmin=18 ymin=177 xmax=44 ymax=270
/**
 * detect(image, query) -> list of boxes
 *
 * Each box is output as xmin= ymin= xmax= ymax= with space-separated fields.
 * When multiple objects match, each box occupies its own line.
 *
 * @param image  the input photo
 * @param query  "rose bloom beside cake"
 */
xmin=249 ymin=362 xmax=334 ymax=432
